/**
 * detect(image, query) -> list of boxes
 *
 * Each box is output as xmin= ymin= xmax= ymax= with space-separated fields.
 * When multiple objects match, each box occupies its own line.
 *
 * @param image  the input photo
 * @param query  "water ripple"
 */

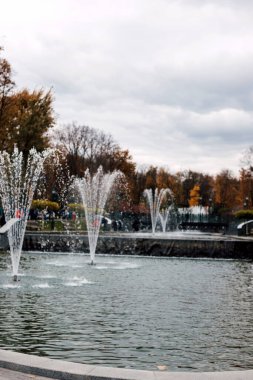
xmin=0 ymin=253 xmax=253 ymax=372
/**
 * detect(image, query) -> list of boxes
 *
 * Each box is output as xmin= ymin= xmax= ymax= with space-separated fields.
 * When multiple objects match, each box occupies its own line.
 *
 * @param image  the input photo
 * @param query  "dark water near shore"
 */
xmin=0 ymin=252 xmax=253 ymax=372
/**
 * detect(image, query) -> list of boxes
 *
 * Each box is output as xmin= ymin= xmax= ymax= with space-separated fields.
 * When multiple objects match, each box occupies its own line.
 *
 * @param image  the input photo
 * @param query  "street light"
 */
xmin=244 ymin=196 xmax=249 ymax=209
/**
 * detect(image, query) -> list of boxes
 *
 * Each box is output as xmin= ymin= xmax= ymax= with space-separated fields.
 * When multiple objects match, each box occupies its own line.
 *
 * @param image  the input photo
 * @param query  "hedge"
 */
xmin=234 ymin=209 xmax=253 ymax=220
xmin=31 ymin=199 xmax=60 ymax=212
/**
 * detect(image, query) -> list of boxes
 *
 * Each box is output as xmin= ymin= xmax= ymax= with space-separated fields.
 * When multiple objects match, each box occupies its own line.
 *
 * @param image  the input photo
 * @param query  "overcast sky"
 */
xmin=1 ymin=0 xmax=253 ymax=175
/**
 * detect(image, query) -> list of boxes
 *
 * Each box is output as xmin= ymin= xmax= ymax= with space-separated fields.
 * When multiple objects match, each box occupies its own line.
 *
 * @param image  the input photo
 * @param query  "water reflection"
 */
xmin=0 ymin=251 xmax=253 ymax=372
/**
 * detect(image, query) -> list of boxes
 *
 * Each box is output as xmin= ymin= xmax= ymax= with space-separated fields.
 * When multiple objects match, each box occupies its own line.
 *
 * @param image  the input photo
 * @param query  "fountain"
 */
xmin=178 ymin=205 xmax=209 ymax=224
xmin=76 ymin=166 xmax=122 ymax=265
xmin=159 ymin=206 xmax=177 ymax=233
xmin=158 ymin=192 xmax=175 ymax=233
xmin=0 ymin=147 xmax=51 ymax=280
xmin=144 ymin=188 xmax=173 ymax=234
xmin=0 ymin=165 xmax=252 ymax=374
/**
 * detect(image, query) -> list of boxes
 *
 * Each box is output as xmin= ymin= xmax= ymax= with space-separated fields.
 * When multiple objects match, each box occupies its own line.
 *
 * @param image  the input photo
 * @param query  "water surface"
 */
xmin=0 ymin=252 xmax=252 ymax=372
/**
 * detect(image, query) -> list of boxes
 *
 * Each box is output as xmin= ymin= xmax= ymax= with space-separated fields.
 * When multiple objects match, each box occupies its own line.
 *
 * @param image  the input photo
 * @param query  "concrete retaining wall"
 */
xmin=0 ymin=234 xmax=9 ymax=250
xmin=0 ymin=349 xmax=252 ymax=380
xmin=22 ymin=232 xmax=253 ymax=260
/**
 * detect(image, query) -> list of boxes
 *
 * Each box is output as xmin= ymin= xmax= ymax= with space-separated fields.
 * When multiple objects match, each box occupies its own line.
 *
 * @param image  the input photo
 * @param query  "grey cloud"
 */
xmin=1 ymin=0 xmax=252 ymax=174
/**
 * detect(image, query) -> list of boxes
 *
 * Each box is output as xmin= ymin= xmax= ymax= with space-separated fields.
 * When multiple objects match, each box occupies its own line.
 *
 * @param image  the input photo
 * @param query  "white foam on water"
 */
xmin=46 ymin=262 xmax=69 ymax=267
xmin=2 ymin=284 xmax=21 ymax=289
xmin=115 ymin=262 xmax=140 ymax=269
xmin=65 ymin=277 xmax=92 ymax=287
xmin=32 ymin=283 xmax=51 ymax=288
xmin=65 ymin=282 xmax=80 ymax=287
xmin=38 ymin=275 xmax=56 ymax=279
xmin=96 ymin=262 xmax=140 ymax=270
xmin=96 ymin=265 xmax=109 ymax=270
xmin=80 ymin=279 xmax=92 ymax=284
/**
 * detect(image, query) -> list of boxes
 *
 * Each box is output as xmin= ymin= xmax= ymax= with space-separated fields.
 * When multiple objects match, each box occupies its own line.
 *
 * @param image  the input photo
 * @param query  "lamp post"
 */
xmin=244 ymin=196 xmax=249 ymax=209
xmin=52 ymin=189 xmax=59 ymax=203
xmin=199 ymin=197 xmax=202 ymax=222
xmin=208 ymin=198 xmax=212 ymax=222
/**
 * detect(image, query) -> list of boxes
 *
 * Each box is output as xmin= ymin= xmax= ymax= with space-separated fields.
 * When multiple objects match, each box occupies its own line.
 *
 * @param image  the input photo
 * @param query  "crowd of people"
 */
xmin=28 ymin=206 xmax=145 ymax=233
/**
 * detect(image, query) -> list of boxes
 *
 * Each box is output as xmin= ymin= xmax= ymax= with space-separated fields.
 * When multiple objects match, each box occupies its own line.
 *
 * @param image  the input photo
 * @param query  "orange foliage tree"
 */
xmin=0 ymin=47 xmax=54 ymax=156
xmin=188 ymin=184 xmax=201 ymax=207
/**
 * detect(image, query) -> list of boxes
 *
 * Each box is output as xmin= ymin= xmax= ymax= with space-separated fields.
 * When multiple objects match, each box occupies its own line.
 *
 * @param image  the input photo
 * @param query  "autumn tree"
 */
xmin=188 ymin=184 xmax=201 ymax=206
xmin=130 ymin=166 xmax=159 ymax=212
xmin=53 ymin=123 xmax=137 ymax=210
xmin=53 ymin=123 xmax=113 ymax=175
xmin=176 ymin=170 xmax=213 ymax=207
xmin=199 ymin=174 xmax=214 ymax=207
xmin=0 ymin=48 xmax=54 ymax=156
xmin=239 ymin=169 xmax=252 ymax=208
xmin=156 ymin=168 xmax=177 ymax=191
xmin=36 ymin=149 xmax=74 ymax=206
xmin=239 ymin=146 xmax=253 ymax=208
xmin=0 ymin=47 xmax=15 ymax=129
xmin=53 ymin=123 xmax=135 ymax=177
xmin=214 ymin=169 xmax=241 ymax=211
xmin=131 ymin=168 xmax=148 ymax=207
xmin=144 ymin=166 xmax=158 ymax=191
xmin=129 ymin=166 xmax=180 ymax=213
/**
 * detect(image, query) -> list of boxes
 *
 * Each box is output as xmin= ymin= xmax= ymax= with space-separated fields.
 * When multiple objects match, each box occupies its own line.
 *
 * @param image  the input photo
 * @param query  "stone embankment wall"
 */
xmin=21 ymin=232 xmax=253 ymax=260
xmin=0 ymin=235 xmax=9 ymax=250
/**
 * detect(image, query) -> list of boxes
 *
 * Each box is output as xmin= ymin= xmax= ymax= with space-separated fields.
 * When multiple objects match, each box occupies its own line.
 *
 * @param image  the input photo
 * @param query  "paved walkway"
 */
xmin=0 ymin=367 xmax=56 ymax=380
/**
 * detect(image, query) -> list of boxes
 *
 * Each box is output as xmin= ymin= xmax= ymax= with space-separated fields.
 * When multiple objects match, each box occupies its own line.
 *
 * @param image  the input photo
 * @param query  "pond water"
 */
xmin=0 ymin=252 xmax=253 ymax=372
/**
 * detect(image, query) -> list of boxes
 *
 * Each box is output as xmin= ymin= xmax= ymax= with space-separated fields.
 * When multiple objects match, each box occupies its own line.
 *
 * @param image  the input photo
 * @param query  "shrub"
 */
xmin=31 ymin=199 xmax=60 ymax=212
xmin=234 ymin=209 xmax=253 ymax=220
xmin=68 ymin=203 xmax=84 ymax=212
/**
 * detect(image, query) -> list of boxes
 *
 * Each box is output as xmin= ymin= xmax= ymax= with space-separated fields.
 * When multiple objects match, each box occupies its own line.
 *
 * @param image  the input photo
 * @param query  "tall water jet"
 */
xmin=0 ymin=147 xmax=51 ymax=280
xmin=159 ymin=190 xmax=174 ymax=233
xmin=76 ymin=166 xmax=122 ymax=265
xmin=159 ymin=206 xmax=171 ymax=233
xmin=144 ymin=188 xmax=173 ymax=234
xmin=179 ymin=205 xmax=209 ymax=224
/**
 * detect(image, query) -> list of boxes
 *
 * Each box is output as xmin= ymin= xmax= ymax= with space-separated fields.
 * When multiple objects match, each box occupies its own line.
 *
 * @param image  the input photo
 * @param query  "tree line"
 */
xmin=1 ymin=47 xmax=252 ymax=217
